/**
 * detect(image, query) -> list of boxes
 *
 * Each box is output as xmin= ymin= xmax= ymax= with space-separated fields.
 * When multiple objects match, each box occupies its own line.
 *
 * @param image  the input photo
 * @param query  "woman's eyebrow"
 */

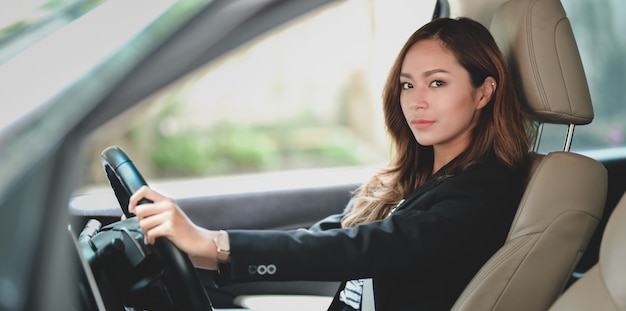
xmin=423 ymin=69 xmax=449 ymax=77
xmin=400 ymin=69 xmax=450 ymax=80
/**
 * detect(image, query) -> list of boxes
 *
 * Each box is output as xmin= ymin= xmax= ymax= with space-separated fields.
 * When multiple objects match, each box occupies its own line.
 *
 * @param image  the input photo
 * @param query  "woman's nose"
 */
xmin=407 ymin=90 xmax=427 ymax=109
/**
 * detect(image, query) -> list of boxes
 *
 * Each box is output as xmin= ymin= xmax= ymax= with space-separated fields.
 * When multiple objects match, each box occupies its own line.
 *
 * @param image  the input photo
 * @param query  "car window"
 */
xmin=0 ymin=0 xmax=108 ymax=64
xmin=79 ymin=0 xmax=435 ymax=189
xmin=539 ymin=0 xmax=626 ymax=155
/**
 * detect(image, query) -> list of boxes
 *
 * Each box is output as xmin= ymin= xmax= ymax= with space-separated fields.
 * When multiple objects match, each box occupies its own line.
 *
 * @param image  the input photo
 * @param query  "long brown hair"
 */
xmin=342 ymin=17 xmax=532 ymax=227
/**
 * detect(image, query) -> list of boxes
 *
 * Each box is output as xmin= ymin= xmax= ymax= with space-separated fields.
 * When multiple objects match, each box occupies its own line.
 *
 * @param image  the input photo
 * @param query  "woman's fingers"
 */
xmin=142 ymin=220 xmax=171 ymax=245
xmin=127 ymin=186 xmax=180 ymax=244
xmin=124 ymin=187 xmax=218 ymax=268
xmin=137 ymin=203 xmax=182 ymax=243
xmin=136 ymin=206 xmax=175 ymax=244
xmin=128 ymin=186 xmax=169 ymax=214
xmin=133 ymin=199 xmax=175 ymax=220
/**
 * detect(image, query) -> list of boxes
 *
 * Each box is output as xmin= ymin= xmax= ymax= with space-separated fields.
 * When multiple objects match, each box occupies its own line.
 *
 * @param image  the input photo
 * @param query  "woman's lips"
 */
xmin=411 ymin=119 xmax=435 ymax=129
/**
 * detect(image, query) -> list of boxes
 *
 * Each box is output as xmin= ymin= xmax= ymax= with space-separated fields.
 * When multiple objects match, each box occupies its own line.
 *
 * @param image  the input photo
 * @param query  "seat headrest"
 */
xmin=490 ymin=0 xmax=593 ymax=125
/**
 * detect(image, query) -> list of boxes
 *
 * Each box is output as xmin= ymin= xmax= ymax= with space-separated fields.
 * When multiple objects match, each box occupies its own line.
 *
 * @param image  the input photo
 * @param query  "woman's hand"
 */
xmin=128 ymin=186 xmax=219 ymax=270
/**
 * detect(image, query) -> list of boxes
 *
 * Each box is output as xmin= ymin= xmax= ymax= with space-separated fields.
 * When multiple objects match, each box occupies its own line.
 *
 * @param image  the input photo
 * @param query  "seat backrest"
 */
xmin=549 ymin=192 xmax=626 ymax=311
xmin=452 ymin=0 xmax=608 ymax=310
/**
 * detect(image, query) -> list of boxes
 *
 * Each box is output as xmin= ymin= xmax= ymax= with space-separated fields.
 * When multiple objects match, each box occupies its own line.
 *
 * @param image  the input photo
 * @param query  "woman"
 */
xmin=129 ymin=17 xmax=531 ymax=310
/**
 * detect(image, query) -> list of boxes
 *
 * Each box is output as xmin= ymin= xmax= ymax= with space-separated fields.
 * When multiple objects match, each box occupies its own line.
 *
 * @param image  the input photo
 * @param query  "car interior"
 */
xmin=1 ymin=0 xmax=625 ymax=310
xmin=71 ymin=0 xmax=623 ymax=310
xmin=231 ymin=0 xmax=613 ymax=309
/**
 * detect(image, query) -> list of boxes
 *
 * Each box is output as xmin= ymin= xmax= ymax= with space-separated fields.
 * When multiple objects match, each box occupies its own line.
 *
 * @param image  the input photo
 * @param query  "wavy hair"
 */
xmin=342 ymin=17 xmax=532 ymax=227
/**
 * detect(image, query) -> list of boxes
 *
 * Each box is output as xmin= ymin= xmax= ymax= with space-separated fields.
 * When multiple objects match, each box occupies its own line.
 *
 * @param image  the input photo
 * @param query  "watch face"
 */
xmin=216 ymin=231 xmax=230 ymax=251
xmin=216 ymin=232 xmax=231 ymax=263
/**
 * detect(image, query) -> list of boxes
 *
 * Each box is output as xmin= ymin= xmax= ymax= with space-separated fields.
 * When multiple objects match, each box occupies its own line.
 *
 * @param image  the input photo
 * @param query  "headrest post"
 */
xmin=532 ymin=123 xmax=544 ymax=153
xmin=563 ymin=124 xmax=575 ymax=152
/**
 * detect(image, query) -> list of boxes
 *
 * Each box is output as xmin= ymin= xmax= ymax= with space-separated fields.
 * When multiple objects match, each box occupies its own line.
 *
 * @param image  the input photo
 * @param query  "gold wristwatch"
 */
xmin=214 ymin=230 xmax=231 ymax=263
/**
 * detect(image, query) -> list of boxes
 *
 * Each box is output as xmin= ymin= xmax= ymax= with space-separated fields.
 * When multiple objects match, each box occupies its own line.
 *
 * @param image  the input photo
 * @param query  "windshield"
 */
xmin=0 ymin=0 xmax=108 ymax=64
xmin=0 ymin=0 xmax=205 ymax=137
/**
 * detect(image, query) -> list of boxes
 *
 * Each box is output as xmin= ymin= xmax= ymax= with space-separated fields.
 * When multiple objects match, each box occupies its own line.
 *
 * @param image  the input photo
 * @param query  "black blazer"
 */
xmin=216 ymin=156 xmax=525 ymax=310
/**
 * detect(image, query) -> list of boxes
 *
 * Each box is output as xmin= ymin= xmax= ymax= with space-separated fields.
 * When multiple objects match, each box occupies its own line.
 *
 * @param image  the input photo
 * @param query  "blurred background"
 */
xmin=75 ymin=0 xmax=433 ymax=188
xmin=2 ymin=0 xmax=624 ymax=191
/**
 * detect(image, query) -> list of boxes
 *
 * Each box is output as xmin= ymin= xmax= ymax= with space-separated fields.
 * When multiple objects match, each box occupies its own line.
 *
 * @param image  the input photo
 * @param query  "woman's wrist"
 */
xmin=188 ymin=229 xmax=221 ymax=270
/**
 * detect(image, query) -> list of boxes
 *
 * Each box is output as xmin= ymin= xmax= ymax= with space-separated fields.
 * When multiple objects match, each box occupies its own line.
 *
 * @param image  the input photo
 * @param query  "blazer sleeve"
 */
xmin=307 ymin=197 xmax=355 ymax=232
xmin=215 ymin=161 xmax=522 ymax=285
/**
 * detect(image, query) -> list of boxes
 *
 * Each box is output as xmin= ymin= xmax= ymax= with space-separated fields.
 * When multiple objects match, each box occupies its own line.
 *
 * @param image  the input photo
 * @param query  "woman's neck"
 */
xmin=433 ymin=144 xmax=467 ymax=174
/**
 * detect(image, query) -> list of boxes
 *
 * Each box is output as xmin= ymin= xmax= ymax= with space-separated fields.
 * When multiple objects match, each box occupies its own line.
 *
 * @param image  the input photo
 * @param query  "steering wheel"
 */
xmin=90 ymin=146 xmax=214 ymax=310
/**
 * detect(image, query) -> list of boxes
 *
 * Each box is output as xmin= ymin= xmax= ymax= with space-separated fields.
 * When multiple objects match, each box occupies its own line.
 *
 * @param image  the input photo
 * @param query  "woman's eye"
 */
xmin=430 ymin=80 xmax=444 ymax=88
xmin=401 ymin=82 xmax=413 ymax=89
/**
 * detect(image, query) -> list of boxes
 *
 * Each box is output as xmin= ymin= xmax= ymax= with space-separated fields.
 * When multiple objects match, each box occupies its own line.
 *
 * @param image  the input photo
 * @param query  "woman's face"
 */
xmin=399 ymin=39 xmax=492 ymax=158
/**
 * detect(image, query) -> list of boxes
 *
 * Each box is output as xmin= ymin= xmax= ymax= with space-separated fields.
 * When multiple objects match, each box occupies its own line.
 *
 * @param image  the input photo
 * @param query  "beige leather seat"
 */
xmin=549 ymin=192 xmax=626 ymax=311
xmin=452 ymin=0 xmax=608 ymax=310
